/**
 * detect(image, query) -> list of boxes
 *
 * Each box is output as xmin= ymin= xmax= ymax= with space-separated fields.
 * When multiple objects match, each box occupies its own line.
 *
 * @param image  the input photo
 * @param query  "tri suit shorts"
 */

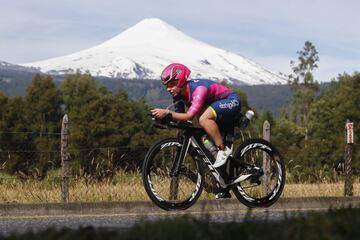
xmin=208 ymin=93 xmax=241 ymax=127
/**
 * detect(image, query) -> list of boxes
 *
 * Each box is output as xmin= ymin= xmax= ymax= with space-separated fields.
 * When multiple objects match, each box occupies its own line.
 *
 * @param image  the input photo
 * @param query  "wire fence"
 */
xmin=0 ymin=119 xmax=357 ymax=203
xmin=0 ymin=145 xmax=148 ymax=179
xmin=0 ymin=126 xmax=155 ymax=203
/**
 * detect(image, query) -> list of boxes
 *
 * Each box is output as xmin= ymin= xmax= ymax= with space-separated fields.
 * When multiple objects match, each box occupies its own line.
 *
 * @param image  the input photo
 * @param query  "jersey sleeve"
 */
xmin=187 ymin=86 xmax=208 ymax=117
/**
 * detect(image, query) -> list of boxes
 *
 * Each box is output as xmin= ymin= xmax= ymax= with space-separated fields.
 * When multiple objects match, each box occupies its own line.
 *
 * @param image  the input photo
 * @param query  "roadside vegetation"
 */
xmin=1 ymin=169 xmax=359 ymax=203
xmin=2 ymin=207 xmax=360 ymax=239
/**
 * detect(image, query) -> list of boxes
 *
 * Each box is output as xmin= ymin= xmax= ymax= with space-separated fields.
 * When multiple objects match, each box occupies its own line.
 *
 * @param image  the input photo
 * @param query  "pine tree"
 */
xmin=25 ymin=73 xmax=63 ymax=173
xmin=26 ymin=74 xmax=63 ymax=134
xmin=309 ymin=73 xmax=360 ymax=172
xmin=288 ymin=41 xmax=320 ymax=144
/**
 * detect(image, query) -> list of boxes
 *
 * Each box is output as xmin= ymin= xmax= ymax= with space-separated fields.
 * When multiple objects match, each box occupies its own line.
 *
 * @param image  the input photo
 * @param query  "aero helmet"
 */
xmin=160 ymin=63 xmax=191 ymax=88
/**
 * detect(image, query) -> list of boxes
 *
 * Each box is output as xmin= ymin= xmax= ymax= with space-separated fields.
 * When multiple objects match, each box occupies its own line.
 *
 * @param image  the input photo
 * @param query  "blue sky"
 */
xmin=0 ymin=0 xmax=359 ymax=82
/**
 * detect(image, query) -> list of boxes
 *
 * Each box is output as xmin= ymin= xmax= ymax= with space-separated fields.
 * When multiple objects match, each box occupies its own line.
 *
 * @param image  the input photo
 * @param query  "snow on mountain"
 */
xmin=0 ymin=60 xmax=39 ymax=72
xmin=0 ymin=60 xmax=12 ymax=67
xmin=23 ymin=18 xmax=286 ymax=85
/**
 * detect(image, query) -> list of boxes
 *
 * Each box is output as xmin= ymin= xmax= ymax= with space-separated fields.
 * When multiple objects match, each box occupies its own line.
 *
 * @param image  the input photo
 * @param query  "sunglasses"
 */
xmin=164 ymin=81 xmax=178 ymax=88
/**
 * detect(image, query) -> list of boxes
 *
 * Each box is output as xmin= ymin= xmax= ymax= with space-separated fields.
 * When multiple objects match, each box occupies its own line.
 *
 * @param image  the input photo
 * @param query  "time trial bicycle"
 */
xmin=142 ymin=111 xmax=285 ymax=211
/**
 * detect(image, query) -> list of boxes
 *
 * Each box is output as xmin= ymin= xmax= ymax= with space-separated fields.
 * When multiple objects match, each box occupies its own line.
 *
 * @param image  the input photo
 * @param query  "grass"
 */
xmin=283 ymin=182 xmax=360 ymax=197
xmin=3 ymin=207 xmax=360 ymax=239
xmin=0 ymin=170 xmax=149 ymax=203
xmin=0 ymin=170 xmax=359 ymax=203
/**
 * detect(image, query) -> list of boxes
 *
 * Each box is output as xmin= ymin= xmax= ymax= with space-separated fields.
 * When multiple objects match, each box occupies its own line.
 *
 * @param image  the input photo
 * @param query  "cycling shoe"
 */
xmin=215 ymin=191 xmax=231 ymax=199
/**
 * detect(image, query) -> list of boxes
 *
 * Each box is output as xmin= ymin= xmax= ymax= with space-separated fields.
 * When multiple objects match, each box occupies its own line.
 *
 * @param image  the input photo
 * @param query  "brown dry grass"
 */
xmin=1 ymin=171 xmax=359 ymax=203
xmin=283 ymin=182 xmax=360 ymax=197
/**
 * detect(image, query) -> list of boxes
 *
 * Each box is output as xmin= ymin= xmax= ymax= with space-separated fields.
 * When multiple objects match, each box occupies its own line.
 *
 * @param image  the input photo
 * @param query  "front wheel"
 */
xmin=232 ymin=138 xmax=285 ymax=208
xmin=142 ymin=138 xmax=204 ymax=211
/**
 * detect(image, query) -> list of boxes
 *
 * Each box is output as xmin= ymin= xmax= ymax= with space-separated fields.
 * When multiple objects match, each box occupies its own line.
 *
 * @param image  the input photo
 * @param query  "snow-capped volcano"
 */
xmin=23 ymin=18 xmax=286 ymax=85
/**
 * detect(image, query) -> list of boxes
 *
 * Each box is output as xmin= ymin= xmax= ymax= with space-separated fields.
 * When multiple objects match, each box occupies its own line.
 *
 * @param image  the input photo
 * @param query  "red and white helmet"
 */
xmin=160 ymin=63 xmax=191 ymax=87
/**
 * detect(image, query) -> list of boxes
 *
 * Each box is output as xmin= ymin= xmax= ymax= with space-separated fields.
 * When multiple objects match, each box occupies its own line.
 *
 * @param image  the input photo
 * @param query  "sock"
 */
xmin=218 ymin=143 xmax=225 ymax=151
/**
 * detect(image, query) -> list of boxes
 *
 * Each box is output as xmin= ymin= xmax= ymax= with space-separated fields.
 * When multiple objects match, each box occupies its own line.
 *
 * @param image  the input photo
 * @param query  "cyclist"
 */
xmin=151 ymin=63 xmax=242 ymax=199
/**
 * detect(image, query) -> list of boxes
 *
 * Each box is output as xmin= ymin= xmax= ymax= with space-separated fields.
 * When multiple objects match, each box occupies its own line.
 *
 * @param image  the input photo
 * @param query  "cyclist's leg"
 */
xmin=198 ymin=93 xmax=241 ymax=148
xmin=197 ymin=107 xmax=229 ymax=199
xmin=210 ymin=94 xmax=241 ymax=198
xmin=210 ymin=94 xmax=241 ymax=165
xmin=198 ymin=107 xmax=223 ymax=147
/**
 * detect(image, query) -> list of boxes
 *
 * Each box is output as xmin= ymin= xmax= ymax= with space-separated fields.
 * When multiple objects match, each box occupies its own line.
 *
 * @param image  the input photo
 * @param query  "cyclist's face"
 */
xmin=165 ymin=81 xmax=180 ymax=96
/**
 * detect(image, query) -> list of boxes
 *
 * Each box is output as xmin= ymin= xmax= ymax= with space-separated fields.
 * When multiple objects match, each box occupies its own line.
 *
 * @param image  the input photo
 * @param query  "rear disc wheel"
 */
xmin=232 ymin=138 xmax=285 ymax=208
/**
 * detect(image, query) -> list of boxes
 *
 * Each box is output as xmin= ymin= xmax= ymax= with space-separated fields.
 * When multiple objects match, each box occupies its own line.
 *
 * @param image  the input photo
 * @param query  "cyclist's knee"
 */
xmin=198 ymin=117 xmax=209 ymax=128
xmin=198 ymin=109 xmax=216 ymax=127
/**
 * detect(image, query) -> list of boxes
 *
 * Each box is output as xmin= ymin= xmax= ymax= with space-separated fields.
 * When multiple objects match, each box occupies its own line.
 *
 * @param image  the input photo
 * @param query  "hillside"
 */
xmin=0 ymin=69 xmax=291 ymax=114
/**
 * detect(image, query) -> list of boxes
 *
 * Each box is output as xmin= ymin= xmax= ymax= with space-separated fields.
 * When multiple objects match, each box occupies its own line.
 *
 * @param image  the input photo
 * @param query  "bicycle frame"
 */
xmin=169 ymin=126 xmax=232 ymax=189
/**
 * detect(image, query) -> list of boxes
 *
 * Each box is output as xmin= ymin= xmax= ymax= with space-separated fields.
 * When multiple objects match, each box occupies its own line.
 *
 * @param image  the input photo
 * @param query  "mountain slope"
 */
xmin=0 ymin=60 xmax=41 ymax=96
xmin=23 ymin=18 xmax=286 ymax=85
xmin=1 ymin=60 xmax=39 ymax=73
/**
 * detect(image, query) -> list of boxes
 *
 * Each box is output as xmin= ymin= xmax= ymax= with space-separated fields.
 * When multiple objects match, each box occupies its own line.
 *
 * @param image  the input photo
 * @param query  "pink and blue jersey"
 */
xmin=173 ymin=79 xmax=241 ymax=124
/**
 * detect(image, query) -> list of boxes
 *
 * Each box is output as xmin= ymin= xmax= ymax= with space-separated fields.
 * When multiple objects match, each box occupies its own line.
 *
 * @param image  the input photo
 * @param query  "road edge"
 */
xmin=1 ymin=197 xmax=360 ymax=216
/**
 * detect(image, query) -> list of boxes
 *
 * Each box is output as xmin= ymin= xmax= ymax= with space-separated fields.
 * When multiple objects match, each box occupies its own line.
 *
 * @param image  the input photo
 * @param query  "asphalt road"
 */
xmin=0 ymin=207 xmax=325 ymax=236
xmin=1 ymin=197 xmax=359 ymax=236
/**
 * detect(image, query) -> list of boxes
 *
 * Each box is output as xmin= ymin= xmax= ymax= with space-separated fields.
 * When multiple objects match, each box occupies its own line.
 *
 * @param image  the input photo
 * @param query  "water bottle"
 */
xmin=239 ymin=109 xmax=255 ymax=129
xmin=245 ymin=109 xmax=255 ymax=120
xmin=201 ymin=134 xmax=218 ymax=157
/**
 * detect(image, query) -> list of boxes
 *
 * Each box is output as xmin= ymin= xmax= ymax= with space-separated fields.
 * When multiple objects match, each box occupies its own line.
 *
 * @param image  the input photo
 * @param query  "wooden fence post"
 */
xmin=344 ymin=119 xmax=354 ymax=196
xmin=61 ymin=114 xmax=70 ymax=202
xmin=263 ymin=120 xmax=271 ymax=195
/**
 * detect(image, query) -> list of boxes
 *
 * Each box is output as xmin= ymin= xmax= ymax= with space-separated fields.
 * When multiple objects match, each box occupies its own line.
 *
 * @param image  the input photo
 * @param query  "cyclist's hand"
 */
xmin=151 ymin=108 xmax=170 ymax=119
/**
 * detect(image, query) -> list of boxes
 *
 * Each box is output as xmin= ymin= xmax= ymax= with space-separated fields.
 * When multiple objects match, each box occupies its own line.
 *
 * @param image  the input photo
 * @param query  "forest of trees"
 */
xmin=0 ymin=73 xmax=170 ymax=178
xmin=0 ymin=41 xmax=358 ymax=182
xmin=271 ymin=41 xmax=360 ymax=182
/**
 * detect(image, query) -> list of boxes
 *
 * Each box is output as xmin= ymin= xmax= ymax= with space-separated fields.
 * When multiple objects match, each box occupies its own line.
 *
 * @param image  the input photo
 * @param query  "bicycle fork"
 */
xmin=169 ymin=135 xmax=192 ymax=177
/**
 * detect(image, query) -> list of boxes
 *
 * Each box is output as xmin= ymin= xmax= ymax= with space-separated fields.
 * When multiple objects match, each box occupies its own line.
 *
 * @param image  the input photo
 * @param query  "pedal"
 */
xmin=215 ymin=191 xmax=231 ymax=199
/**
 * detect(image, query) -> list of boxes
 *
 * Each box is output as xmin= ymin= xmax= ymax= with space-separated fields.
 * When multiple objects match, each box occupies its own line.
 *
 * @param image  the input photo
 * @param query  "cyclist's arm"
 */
xmin=169 ymin=111 xmax=194 ymax=121
xmin=151 ymin=108 xmax=193 ymax=121
xmin=151 ymin=87 xmax=207 ymax=121
xmin=167 ymin=86 xmax=208 ymax=121
xmin=187 ymin=86 xmax=207 ymax=117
